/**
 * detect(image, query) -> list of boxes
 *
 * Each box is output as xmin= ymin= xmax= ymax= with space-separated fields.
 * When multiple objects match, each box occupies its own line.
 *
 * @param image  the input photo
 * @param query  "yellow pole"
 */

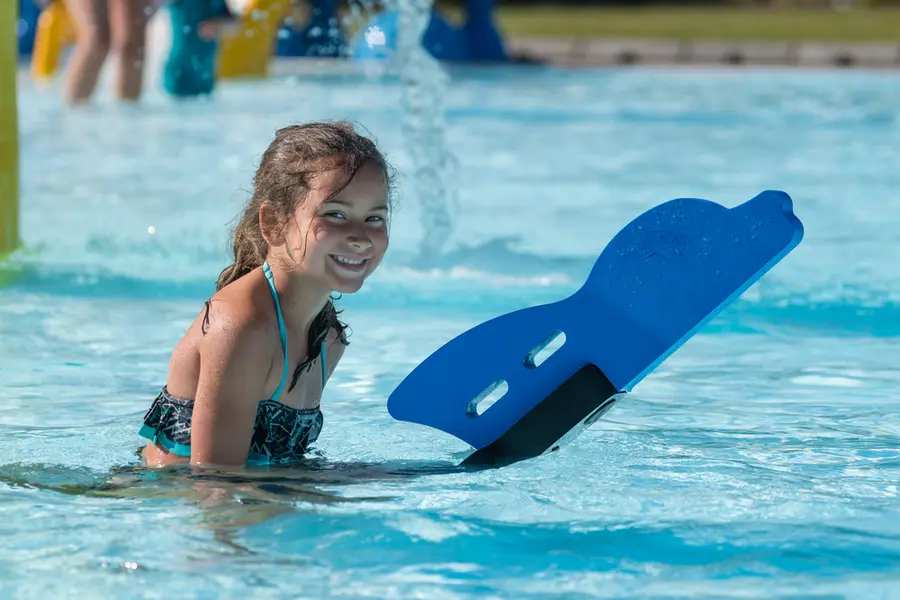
xmin=0 ymin=0 xmax=20 ymax=257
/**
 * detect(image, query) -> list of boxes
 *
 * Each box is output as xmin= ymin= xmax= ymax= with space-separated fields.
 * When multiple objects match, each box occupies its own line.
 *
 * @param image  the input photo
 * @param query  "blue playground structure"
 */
xmin=276 ymin=0 xmax=347 ymax=58
xmin=349 ymin=0 xmax=507 ymax=62
xmin=276 ymin=0 xmax=507 ymax=62
xmin=16 ymin=0 xmax=42 ymax=57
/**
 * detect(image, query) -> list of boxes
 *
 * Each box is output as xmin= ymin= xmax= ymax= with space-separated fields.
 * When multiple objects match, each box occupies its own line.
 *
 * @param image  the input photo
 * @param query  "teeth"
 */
xmin=333 ymin=255 xmax=366 ymax=266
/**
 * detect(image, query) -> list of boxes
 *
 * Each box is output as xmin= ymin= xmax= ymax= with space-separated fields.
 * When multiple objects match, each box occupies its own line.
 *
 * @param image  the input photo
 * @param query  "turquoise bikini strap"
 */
xmin=262 ymin=261 xmax=290 ymax=402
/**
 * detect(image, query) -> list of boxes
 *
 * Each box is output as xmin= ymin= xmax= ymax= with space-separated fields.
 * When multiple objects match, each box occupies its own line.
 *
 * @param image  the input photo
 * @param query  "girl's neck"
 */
xmin=265 ymin=260 xmax=331 ymax=332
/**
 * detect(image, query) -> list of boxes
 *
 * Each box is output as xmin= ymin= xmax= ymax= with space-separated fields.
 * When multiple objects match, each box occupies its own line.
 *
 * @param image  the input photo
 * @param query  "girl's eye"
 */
xmin=367 ymin=215 xmax=385 ymax=223
xmin=325 ymin=211 xmax=347 ymax=220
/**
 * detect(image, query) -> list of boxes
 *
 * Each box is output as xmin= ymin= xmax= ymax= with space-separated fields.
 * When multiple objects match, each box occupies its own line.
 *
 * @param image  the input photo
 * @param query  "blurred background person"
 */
xmin=60 ymin=0 xmax=157 ymax=105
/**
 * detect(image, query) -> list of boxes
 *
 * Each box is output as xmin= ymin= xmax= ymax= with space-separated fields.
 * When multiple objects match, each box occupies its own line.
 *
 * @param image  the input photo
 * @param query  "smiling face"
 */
xmin=281 ymin=161 xmax=390 ymax=294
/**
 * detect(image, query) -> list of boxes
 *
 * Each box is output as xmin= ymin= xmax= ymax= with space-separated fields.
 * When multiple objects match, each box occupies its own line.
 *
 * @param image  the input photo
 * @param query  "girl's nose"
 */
xmin=347 ymin=229 xmax=373 ymax=252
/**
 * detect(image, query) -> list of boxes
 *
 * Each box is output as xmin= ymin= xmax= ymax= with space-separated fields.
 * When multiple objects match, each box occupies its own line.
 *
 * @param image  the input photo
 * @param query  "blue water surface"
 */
xmin=1 ymin=63 xmax=900 ymax=598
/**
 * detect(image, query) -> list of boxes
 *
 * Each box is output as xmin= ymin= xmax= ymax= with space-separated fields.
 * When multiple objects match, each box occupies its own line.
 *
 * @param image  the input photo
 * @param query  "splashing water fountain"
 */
xmin=358 ymin=0 xmax=457 ymax=263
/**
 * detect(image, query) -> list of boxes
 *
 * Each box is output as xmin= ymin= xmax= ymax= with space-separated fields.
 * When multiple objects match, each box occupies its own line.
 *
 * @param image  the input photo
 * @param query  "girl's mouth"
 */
xmin=330 ymin=254 xmax=369 ymax=272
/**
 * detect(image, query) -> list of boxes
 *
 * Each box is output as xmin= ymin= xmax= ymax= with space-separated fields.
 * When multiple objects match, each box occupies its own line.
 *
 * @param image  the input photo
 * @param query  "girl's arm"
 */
xmin=190 ymin=304 xmax=274 ymax=468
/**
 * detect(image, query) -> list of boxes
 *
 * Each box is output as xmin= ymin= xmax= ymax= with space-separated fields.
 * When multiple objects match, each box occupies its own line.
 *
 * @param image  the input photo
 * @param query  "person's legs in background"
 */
xmin=108 ymin=0 xmax=156 ymax=101
xmin=62 ymin=0 xmax=110 ymax=105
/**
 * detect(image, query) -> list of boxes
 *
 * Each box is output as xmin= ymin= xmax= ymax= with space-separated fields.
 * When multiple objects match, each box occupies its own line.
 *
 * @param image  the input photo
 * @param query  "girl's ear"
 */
xmin=259 ymin=204 xmax=285 ymax=247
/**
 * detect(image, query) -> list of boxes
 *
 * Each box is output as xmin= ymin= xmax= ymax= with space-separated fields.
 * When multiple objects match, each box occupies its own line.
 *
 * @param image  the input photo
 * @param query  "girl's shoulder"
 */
xmin=166 ymin=270 xmax=278 ymax=400
xmin=201 ymin=270 xmax=280 ymax=349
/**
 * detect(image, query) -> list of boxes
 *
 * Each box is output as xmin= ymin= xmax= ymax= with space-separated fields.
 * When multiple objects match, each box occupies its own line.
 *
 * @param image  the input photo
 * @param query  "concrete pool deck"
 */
xmin=262 ymin=36 xmax=900 ymax=78
xmin=506 ymin=37 xmax=900 ymax=69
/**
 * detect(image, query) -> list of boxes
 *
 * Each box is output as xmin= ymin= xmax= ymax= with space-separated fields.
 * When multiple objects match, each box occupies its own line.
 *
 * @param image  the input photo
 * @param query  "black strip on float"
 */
xmin=462 ymin=364 xmax=624 ymax=468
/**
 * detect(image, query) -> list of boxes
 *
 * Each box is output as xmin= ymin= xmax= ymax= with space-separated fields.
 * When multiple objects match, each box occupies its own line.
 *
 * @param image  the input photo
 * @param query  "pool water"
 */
xmin=2 ymin=64 xmax=900 ymax=598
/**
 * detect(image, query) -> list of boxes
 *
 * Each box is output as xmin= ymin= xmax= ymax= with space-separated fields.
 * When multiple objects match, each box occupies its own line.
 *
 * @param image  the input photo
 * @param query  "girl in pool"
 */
xmin=140 ymin=121 xmax=394 ymax=468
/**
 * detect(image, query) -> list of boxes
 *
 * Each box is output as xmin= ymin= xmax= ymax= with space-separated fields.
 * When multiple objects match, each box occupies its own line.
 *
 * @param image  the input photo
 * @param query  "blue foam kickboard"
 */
xmin=387 ymin=190 xmax=804 ymax=450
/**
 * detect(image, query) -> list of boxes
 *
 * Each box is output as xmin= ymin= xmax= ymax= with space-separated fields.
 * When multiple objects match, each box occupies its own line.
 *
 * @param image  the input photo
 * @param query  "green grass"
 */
xmin=438 ymin=5 xmax=900 ymax=42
